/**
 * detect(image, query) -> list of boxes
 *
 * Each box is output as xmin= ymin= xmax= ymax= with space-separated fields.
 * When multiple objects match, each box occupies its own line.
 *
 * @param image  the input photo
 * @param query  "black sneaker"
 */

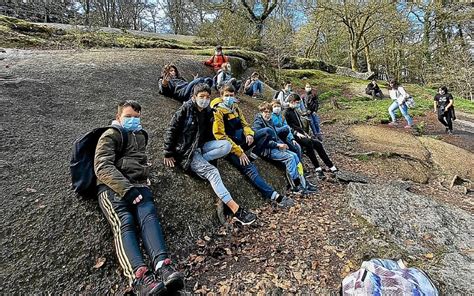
xmin=273 ymin=194 xmax=295 ymax=208
xmin=290 ymin=185 xmax=305 ymax=195
xmin=133 ymin=266 xmax=166 ymax=296
xmin=447 ymin=130 xmax=453 ymax=135
xmin=233 ymin=207 xmax=257 ymax=225
xmin=155 ymin=259 xmax=184 ymax=292
xmin=316 ymin=170 xmax=326 ymax=180
xmin=305 ymin=183 xmax=318 ymax=193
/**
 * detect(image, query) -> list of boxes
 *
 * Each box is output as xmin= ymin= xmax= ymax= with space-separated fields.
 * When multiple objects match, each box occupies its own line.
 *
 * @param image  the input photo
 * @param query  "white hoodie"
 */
xmin=389 ymin=86 xmax=408 ymax=105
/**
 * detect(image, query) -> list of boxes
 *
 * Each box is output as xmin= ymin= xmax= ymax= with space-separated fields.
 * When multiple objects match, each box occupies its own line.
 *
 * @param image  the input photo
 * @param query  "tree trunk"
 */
xmin=350 ymin=50 xmax=358 ymax=72
xmin=85 ymin=0 xmax=90 ymax=26
xmin=363 ymin=36 xmax=372 ymax=72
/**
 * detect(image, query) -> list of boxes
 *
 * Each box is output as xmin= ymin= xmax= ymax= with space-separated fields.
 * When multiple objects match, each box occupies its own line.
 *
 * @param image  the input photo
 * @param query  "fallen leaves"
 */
xmin=93 ymin=257 xmax=106 ymax=269
xmin=184 ymin=175 xmax=410 ymax=294
xmin=425 ymin=253 xmax=434 ymax=259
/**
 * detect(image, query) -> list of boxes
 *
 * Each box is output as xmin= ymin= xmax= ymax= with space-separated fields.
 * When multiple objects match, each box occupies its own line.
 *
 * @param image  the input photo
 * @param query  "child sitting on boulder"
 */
xmin=284 ymin=94 xmax=338 ymax=180
xmin=244 ymin=72 xmax=264 ymax=99
xmin=216 ymin=62 xmax=242 ymax=91
xmin=159 ymin=64 xmax=213 ymax=102
xmin=301 ymin=83 xmax=322 ymax=140
xmin=271 ymin=101 xmax=302 ymax=160
xmin=94 ymin=100 xmax=184 ymax=295
xmin=275 ymin=81 xmax=293 ymax=108
xmin=163 ymin=83 xmax=256 ymax=225
xmin=204 ymin=45 xmax=229 ymax=72
xmin=253 ymin=102 xmax=317 ymax=195
xmin=211 ymin=84 xmax=294 ymax=208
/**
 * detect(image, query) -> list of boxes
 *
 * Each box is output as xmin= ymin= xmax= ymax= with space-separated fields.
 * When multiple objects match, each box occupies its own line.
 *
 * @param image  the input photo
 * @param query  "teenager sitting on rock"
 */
xmin=365 ymin=80 xmax=383 ymax=99
xmin=271 ymin=101 xmax=303 ymax=160
xmin=216 ymin=62 xmax=242 ymax=91
xmin=301 ymin=83 xmax=322 ymax=140
xmin=204 ymin=45 xmax=229 ymax=72
xmin=284 ymin=94 xmax=338 ymax=180
xmin=163 ymin=83 xmax=256 ymax=225
xmin=94 ymin=100 xmax=184 ymax=295
xmin=253 ymin=102 xmax=317 ymax=195
xmin=244 ymin=72 xmax=264 ymax=99
xmin=158 ymin=64 xmax=213 ymax=102
xmin=275 ymin=80 xmax=293 ymax=108
xmin=434 ymin=86 xmax=455 ymax=134
xmin=211 ymin=84 xmax=294 ymax=208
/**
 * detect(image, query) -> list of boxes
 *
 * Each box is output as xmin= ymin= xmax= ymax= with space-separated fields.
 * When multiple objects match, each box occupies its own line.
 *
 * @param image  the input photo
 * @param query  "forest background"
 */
xmin=2 ymin=0 xmax=472 ymax=100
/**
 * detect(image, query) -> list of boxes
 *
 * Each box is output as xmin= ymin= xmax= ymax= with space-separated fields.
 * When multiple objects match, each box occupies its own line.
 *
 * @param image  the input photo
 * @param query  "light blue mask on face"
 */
xmin=122 ymin=117 xmax=142 ymax=132
xmin=223 ymin=96 xmax=237 ymax=108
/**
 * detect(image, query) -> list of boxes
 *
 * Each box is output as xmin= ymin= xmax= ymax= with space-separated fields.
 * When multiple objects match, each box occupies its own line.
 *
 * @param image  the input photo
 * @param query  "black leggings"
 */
xmin=438 ymin=108 xmax=453 ymax=131
xmin=295 ymin=136 xmax=333 ymax=169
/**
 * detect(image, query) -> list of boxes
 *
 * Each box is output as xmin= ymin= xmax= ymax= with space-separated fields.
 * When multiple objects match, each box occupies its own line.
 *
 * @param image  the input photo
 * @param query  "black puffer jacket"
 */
xmin=163 ymin=99 xmax=214 ymax=170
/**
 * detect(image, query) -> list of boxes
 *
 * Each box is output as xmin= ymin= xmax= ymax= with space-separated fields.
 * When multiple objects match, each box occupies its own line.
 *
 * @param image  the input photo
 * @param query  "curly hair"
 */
xmin=161 ymin=64 xmax=180 ymax=79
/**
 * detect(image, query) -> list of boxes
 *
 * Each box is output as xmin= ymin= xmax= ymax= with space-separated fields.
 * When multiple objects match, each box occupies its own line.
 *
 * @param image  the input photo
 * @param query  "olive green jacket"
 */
xmin=94 ymin=126 xmax=150 ymax=198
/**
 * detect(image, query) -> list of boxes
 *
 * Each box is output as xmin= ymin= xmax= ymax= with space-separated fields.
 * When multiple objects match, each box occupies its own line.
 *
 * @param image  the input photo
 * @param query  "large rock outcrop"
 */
xmin=280 ymin=56 xmax=375 ymax=80
xmin=346 ymin=183 xmax=473 ymax=295
xmin=0 ymin=48 xmax=288 ymax=294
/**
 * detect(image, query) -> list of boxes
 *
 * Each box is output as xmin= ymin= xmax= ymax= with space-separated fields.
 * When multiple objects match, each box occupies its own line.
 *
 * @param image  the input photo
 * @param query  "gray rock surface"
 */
xmin=0 ymin=48 xmax=288 ymax=294
xmin=335 ymin=170 xmax=370 ymax=184
xmin=346 ymin=183 xmax=473 ymax=294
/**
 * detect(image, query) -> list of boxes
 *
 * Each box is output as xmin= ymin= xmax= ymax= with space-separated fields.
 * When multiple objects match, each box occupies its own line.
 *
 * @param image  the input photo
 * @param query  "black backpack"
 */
xmin=70 ymin=125 xmax=128 ymax=199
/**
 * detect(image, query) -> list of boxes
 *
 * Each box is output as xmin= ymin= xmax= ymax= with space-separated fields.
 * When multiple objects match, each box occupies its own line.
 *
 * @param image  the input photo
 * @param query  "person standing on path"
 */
xmin=387 ymin=79 xmax=413 ymax=128
xmin=434 ymin=86 xmax=455 ymax=134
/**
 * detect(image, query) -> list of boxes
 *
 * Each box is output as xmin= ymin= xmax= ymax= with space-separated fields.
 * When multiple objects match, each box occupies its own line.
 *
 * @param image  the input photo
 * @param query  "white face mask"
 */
xmin=262 ymin=112 xmax=272 ymax=121
xmin=272 ymin=107 xmax=281 ymax=114
xmin=305 ymin=88 xmax=312 ymax=93
xmin=195 ymin=98 xmax=210 ymax=109
xmin=289 ymin=102 xmax=299 ymax=109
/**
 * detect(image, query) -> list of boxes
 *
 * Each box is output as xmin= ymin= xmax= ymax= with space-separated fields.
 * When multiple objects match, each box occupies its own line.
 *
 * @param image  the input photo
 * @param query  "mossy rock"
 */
xmin=419 ymin=137 xmax=474 ymax=180
xmin=349 ymin=125 xmax=429 ymax=161
xmin=281 ymin=56 xmax=337 ymax=73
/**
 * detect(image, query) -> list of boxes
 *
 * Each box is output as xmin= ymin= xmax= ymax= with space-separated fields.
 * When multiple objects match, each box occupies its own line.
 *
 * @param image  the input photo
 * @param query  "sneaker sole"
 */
xmin=233 ymin=217 xmax=256 ymax=226
xmin=149 ymin=282 xmax=167 ymax=296
xmin=164 ymin=274 xmax=185 ymax=292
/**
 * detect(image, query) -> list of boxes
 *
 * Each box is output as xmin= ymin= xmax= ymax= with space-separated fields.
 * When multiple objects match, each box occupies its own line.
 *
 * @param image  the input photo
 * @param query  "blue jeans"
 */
xmin=239 ymin=127 xmax=274 ymax=156
xmin=178 ymin=77 xmax=213 ymax=102
xmin=262 ymin=148 xmax=300 ymax=181
xmin=98 ymin=186 xmax=168 ymax=285
xmin=388 ymin=100 xmax=413 ymax=125
xmin=245 ymin=80 xmax=263 ymax=96
xmin=190 ymin=140 xmax=233 ymax=203
xmin=276 ymin=126 xmax=303 ymax=160
xmin=226 ymin=153 xmax=277 ymax=200
xmin=309 ymin=113 xmax=321 ymax=135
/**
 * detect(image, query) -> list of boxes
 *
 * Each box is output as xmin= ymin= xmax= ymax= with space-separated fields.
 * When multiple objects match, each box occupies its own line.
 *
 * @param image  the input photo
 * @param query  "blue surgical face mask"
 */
xmin=122 ymin=116 xmax=142 ymax=132
xmin=223 ymin=96 xmax=237 ymax=108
